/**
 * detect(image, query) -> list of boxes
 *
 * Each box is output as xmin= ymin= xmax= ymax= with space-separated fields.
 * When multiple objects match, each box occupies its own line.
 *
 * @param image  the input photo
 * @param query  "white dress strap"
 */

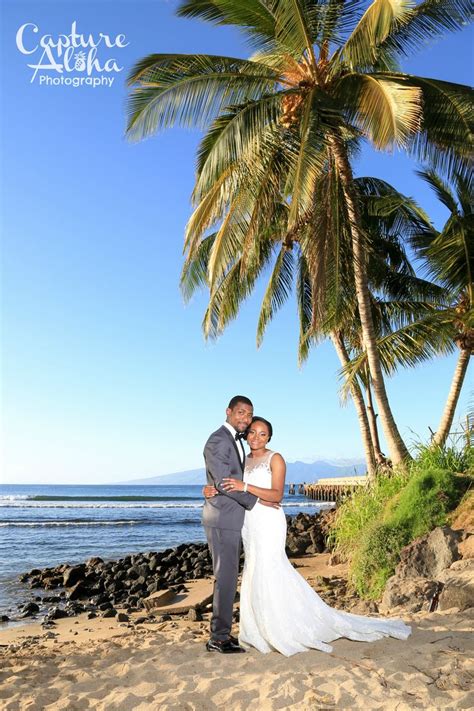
xmin=265 ymin=450 xmax=276 ymax=467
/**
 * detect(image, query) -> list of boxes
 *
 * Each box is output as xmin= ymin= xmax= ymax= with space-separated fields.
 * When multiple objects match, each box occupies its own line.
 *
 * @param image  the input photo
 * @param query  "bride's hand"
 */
xmin=258 ymin=499 xmax=281 ymax=509
xmin=203 ymin=485 xmax=218 ymax=498
xmin=222 ymin=477 xmax=244 ymax=492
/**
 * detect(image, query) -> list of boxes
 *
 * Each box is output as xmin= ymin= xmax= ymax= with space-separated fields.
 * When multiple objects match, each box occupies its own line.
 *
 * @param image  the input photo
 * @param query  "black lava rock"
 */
xmin=19 ymin=602 xmax=40 ymax=618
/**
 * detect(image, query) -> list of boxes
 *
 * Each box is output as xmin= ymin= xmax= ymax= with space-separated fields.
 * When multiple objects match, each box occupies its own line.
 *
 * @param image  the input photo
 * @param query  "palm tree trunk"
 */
xmin=328 ymin=134 xmax=411 ymax=465
xmin=432 ymin=348 xmax=471 ymax=447
xmin=331 ymin=331 xmax=377 ymax=479
xmin=364 ymin=378 xmax=387 ymax=466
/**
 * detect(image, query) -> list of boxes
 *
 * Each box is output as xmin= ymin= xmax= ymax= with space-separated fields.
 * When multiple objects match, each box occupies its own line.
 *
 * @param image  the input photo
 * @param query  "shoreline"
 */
xmin=1 ymin=553 xmax=472 ymax=710
xmin=0 ymin=553 xmax=346 ymax=642
xmin=0 ymin=485 xmax=331 ymax=618
xmin=2 ymin=511 xmax=337 ymax=630
xmin=2 ymin=508 xmax=473 ymax=709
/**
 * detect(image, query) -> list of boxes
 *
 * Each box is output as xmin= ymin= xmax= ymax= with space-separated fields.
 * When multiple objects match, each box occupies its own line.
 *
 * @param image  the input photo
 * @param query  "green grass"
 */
xmin=330 ymin=444 xmax=472 ymax=600
xmin=327 ymin=471 xmax=408 ymax=559
xmin=411 ymin=441 xmax=473 ymax=474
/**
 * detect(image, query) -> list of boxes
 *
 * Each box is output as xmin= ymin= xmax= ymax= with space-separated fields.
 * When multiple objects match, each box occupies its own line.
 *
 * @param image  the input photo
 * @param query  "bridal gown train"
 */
xmin=239 ymin=451 xmax=411 ymax=656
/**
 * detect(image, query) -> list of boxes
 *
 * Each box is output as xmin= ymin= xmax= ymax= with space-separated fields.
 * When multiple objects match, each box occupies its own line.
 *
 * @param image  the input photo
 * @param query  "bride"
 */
xmin=209 ymin=415 xmax=411 ymax=657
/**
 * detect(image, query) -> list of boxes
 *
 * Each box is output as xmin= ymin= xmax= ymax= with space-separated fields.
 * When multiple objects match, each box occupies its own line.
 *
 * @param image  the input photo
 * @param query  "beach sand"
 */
xmin=1 ymin=555 xmax=472 ymax=710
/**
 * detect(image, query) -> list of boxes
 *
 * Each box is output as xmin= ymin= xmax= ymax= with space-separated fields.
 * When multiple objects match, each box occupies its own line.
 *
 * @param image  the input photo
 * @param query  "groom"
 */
xmin=203 ymin=395 xmax=259 ymax=654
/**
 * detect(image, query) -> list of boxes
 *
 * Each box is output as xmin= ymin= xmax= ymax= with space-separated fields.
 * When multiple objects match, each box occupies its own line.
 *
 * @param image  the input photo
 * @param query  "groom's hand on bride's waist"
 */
xmin=202 ymin=483 xmax=280 ymax=509
xmin=203 ymin=485 xmax=218 ymax=498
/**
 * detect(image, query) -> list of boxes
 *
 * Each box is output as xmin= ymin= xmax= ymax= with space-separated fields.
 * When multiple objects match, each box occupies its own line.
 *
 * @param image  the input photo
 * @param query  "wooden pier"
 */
xmin=302 ymin=476 xmax=368 ymax=503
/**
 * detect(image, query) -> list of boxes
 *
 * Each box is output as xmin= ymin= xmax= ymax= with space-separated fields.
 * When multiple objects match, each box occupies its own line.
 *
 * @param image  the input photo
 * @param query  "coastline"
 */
xmin=1 ymin=553 xmax=472 ymax=710
xmin=1 ymin=510 xmax=336 ymax=629
xmin=0 ymin=553 xmax=346 ymax=641
xmin=2 ymin=498 xmax=473 ymax=709
xmin=0 ymin=483 xmax=328 ymax=617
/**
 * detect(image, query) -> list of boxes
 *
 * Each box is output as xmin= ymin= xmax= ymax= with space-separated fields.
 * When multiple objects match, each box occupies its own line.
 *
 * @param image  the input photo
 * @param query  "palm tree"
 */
xmin=344 ymin=169 xmax=474 ymax=446
xmin=127 ymin=0 xmax=473 ymax=464
xmin=414 ymin=169 xmax=473 ymax=447
xmin=181 ymin=174 xmax=448 ymax=476
xmin=180 ymin=193 xmax=380 ymax=477
xmin=342 ymin=168 xmax=473 ymax=448
xmin=330 ymin=331 xmax=379 ymax=476
xmin=322 ymin=175 xmax=450 ymax=467
xmin=335 ymin=175 xmax=451 ymax=458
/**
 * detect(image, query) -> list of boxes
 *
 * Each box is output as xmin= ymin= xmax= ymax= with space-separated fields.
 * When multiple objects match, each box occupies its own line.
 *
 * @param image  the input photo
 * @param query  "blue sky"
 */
xmin=1 ymin=0 xmax=472 ymax=485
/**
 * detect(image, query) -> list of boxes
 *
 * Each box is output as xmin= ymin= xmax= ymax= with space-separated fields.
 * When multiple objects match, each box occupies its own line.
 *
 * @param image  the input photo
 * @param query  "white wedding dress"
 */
xmin=239 ymin=451 xmax=411 ymax=656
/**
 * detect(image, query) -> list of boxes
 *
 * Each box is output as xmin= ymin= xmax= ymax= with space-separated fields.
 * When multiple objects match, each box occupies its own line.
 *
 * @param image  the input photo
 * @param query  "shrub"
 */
xmin=327 ymin=471 xmax=408 ymax=560
xmin=389 ymin=467 xmax=462 ymax=536
xmin=350 ymin=522 xmax=411 ymax=600
xmin=330 ymin=451 xmax=472 ymax=599
xmin=411 ymin=442 xmax=473 ymax=475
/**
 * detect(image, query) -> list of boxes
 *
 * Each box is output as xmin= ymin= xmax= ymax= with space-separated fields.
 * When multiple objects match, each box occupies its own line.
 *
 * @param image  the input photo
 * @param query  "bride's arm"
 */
xmin=222 ymin=454 xmax=286 ymax=503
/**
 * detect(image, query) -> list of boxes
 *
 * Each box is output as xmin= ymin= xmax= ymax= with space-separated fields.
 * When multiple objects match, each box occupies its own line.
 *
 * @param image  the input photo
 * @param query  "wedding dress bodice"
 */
xmin=244 ymin=450 xmax=276 ymax=485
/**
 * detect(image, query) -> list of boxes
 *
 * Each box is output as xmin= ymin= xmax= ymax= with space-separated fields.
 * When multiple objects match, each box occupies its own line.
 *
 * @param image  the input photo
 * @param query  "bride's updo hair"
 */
xmin=247 ymin=416 xmax=273 ymax=441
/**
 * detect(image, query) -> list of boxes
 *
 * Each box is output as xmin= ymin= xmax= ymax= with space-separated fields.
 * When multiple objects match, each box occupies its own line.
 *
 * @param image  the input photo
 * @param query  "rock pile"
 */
xmin=285 ymin=508 xmax=336 ymax=556
xmin=16 ymin=542 xmax=214 ymax=622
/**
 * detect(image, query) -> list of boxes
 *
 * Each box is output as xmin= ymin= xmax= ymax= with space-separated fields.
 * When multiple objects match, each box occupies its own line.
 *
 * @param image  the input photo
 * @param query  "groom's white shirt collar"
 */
xmin=223 ymin=421 xmax=237 ymax=437
xmin=223 ymin=422 xmax=244 ymax=462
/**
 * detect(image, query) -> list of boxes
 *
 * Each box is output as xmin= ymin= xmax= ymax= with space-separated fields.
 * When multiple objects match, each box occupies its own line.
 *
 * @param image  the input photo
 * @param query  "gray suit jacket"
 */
xmin=202 ymin=425 xmax=258 ymax=531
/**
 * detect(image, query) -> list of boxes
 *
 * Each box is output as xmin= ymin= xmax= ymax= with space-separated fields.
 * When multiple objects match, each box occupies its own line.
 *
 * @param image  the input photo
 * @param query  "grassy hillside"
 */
xmin=329 ymin=445 xmax=473 ymax=600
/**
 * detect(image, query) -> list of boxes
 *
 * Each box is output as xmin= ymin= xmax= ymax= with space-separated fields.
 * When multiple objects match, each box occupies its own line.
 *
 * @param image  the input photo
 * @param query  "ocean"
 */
xmin=0 ymin=484 xmax=329 ymax=616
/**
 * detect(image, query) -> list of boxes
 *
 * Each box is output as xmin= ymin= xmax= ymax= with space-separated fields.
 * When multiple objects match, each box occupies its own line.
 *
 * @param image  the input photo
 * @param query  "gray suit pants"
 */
xmin=205 ymin=526 xmax=241 ymax=641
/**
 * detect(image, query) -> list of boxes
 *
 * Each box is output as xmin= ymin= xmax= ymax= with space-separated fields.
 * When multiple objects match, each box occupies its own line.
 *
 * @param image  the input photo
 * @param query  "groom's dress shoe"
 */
xmin=206 ymin=638 xmax=246 ymax=654
xmin=228 ymin=636 xmax=246 ymax=652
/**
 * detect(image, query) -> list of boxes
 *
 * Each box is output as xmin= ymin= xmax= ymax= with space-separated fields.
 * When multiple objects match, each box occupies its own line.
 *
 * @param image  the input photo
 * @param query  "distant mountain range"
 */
xmin=116 ymin=459 xmax=366 ymax=486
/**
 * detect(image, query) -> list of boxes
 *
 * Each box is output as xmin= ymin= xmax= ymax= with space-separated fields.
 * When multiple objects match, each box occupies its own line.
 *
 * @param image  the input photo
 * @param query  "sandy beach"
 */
xmin=1 ymin=555 xmax=472 ymax=711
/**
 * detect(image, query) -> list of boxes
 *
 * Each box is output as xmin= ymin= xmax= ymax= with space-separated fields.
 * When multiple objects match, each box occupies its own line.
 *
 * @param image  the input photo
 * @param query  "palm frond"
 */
xmin=203 ymin=241 xmax=273 ymax=338
xmin=296 ymin=252 xmax=314 ymax=365
xmin=204 ymin=140 xmax=286 ymax=285
xmin=183 ymin=165 xmax=236 ymax=257
xmin=180 ymin=233 xmax=216 ymax=301
xmin=299 ymin=157 xmax=355 ymax=333
xmin=185 ymin=122 xmax=285 ymax=261
xmin=238 ymin=161 xmax=287 ymax=277
xmin=378 ymin=269 xmax=450 ymax=302
xmin=411 ymin=167 xmax=473 ymax=298
xmin=341 ymin=0 xmax=413 ymax=70
xmin=257 ymin=247 xmax=295 ymax=346
xmin=416 ymin=169 xmax=458 ymax=215
xmin=338 ymin=72 xmax=422 ymax=148
xmin=428 ymin=218 xmax=473 ymax=294
xmin=193 ymin=94 xmax=285 ymax=201
xmin=356 ymin=175 xmax=432 ymax=227
xmin=272 ymin=0 xmax=318 ymax=68
xmin=126 ymin=54 xmax=278 ymax=140
xmin=455 ymin=170 xmax=474 ymax=218
xmin=321 ymin=0 xmax=366 ymax=46
xmin=285 ymin=91 xmax=335 ymax=228
xmin=176 ymin=0 xmax=278 ymax=50
xmin=341 ymin=310 xmax=457 ymax=395
xmin=206 ymin=191 xmax=251 ymax=285
xmin=402 ymin=75 xmax=474 ymax=172
xmin=379 ymin=0 xmax=473 ymax=58
xmin=287 ymin=93 xmax=320 ymax=226
xmin=375 ymin=298 xmax=449 ymax=331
